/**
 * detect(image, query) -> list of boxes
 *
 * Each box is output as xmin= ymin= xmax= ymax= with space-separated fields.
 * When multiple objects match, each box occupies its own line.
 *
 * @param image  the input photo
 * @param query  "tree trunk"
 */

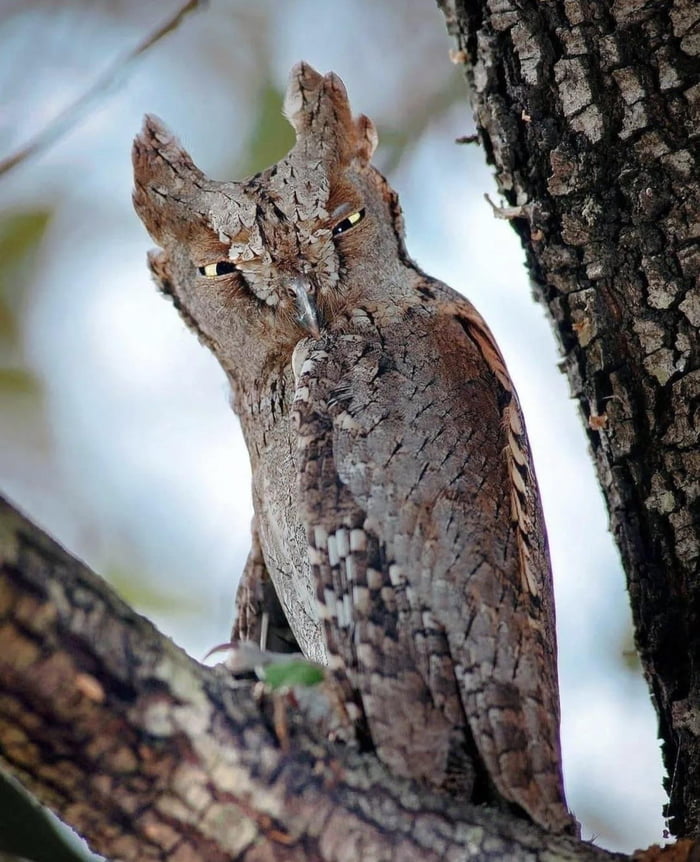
xmin=436 ymin=0 xmax=699 ymax=838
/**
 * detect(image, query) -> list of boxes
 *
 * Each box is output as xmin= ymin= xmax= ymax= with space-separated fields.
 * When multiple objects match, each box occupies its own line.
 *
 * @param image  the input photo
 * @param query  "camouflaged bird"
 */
xmin=132 ymin=61 xmax=574 ymax=833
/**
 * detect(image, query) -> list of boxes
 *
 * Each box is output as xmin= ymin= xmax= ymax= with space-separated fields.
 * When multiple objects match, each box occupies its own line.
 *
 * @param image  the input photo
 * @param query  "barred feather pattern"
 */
xmin=131 ymin=59 xmax=575 ymax=835
xmin=291 ymin=286 xmax=570 ymax=830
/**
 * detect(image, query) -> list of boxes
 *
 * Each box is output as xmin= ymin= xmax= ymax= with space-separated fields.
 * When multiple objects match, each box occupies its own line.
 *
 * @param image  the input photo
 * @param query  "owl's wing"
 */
xmin=232 ymin=518 xmax=300 ymax=654
xmin=292 ymin=290 xmax=572 ymax=833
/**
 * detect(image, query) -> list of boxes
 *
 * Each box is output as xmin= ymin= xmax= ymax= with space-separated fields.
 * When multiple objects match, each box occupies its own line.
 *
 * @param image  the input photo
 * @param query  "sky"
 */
xmin=0 ymin=0 xmax=667 ymax=851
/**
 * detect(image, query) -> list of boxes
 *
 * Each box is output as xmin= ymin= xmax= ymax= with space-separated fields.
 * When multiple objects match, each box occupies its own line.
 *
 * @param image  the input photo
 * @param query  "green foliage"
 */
xmin=0 ymin=209 xmax=51 ymax=353
xmin=0 ymin=368 xmax=42 ymax=396
xmin=237 ymin=83 xmax=294 ymax=178
xmin=105 ymin=563 xmax=208 ymax=617
xmin=0 ymin=771 xmax=96 ymax=862
xmin=0 ymin=209 xmax=52 ymax=456
xmin=0 ymin=210 xmax=51 ymax=265
xmin=262 ymin=659 xmax=325 ymax=690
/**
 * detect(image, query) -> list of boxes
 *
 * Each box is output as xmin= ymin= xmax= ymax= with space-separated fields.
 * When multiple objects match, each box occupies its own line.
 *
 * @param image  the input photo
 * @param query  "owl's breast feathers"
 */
xmin=291 ymin=277 xmax=573 ymax=833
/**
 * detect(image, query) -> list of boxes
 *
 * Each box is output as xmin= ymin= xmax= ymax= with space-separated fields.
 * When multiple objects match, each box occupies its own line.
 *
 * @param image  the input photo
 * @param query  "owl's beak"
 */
xmin=290 ymin=277 xmax=321 ymax=338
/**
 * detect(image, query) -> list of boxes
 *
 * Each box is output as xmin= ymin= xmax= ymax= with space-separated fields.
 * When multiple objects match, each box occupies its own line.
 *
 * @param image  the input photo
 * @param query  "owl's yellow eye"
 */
xmin=332 ymin=208 xmax=365 ymax=236
xmin=198 ymin=261 xmax=238 ymax=278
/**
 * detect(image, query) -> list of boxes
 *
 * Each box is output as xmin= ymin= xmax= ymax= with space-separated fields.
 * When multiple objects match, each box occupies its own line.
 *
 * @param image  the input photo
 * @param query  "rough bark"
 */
xmin=0 ymin=494 xmax=634 ymax=861
xmin=436 ymin=0 xmax=699 ymax=839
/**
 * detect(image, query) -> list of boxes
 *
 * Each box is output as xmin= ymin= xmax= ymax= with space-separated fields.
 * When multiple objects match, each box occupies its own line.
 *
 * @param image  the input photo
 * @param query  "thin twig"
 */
xmin=0 ymin=0 xmax=203 ymax=179
xmin=483 ymin=192 xmax=532 ymax=221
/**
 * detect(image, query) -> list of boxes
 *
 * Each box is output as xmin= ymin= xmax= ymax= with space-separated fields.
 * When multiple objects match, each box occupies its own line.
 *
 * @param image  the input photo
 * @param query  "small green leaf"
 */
xmin=262 ymin=660 xmax=325 ymax=690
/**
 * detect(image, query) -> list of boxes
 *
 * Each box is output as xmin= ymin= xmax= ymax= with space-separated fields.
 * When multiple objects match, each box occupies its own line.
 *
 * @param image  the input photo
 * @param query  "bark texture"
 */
xmin=0 ymin=494 xmax=626 ymax=861
xmin=437 ymin=0 xmax=699 ymax=838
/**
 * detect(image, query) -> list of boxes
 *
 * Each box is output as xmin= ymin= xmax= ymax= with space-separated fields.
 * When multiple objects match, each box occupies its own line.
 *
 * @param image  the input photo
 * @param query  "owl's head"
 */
xmin=132 ymin=62 xmax=411 ymax=385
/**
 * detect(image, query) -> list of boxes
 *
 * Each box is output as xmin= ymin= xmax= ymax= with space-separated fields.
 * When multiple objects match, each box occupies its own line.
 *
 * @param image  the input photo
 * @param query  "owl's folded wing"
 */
xmin=292 ymin=295 xmax=573 ymax=832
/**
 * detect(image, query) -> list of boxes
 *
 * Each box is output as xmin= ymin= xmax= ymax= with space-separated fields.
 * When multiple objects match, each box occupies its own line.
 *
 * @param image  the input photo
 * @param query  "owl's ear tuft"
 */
xmin=132 ymin=114 xmax=205 ymax=189
xmin=284 ymin=62 xmax=376 ymax=168
xmin=283 ymin=62 xmax=325 ymax=131
xmin=132 ymin=115 xmax=208 ymax=244
xmin=147 ymin=248 xmax=175 ymax=297
xmin=354 ymin=114 xmax=378 ymax=164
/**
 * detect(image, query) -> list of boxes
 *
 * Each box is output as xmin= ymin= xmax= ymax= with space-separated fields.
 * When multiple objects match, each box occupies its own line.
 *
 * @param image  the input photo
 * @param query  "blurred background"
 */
xmin=0 ymin=0 xmax=666 ymax=856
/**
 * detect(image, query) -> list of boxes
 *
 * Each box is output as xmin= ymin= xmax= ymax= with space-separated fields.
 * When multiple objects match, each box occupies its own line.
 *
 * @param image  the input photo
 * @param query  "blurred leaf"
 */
xmin=0 ymin=210 xmax=53 ymax=459
xmin=262 ymin=659 xmax=325 ymax=690
xmin=0 ymin=209 xmax=52 ymax=347
xmin=0 ymin=771 xmax=97 ymax=862
xmin=237 ymin=83 xmax=294 ymax=178
xmin=0 ymin=210 xmax=51 ymax=274
xmin=0 ymin=367 xmax=47 ymax=451
xmin=105 ymin=564 xmax=208 ymax=617
xmin=0 ymin=369 xmax=52 ymax=457
xmin=375 ymin=77 xmax=467 ymax=176
xmin=0 ymin=368 xmax=42 ymax=396
xmin=374 ymin=125 xmax=414 ymax=176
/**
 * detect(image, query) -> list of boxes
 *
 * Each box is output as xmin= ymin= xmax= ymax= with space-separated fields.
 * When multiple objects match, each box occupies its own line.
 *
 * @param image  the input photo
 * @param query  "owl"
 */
xmin=132 ymin=62 xmax=574 ymax=834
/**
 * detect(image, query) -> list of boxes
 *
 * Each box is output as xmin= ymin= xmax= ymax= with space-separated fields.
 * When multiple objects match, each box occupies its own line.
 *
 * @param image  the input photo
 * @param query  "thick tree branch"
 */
xmin=437 ymin=0 xmax=699 ymax=838
xmin=0 ymin=494 xmax=630 ymax=861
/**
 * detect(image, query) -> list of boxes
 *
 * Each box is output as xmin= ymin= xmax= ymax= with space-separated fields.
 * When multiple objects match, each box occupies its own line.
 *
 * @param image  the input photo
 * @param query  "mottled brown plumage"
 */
xmin=132 ymin=62 xmax=574 ymax=833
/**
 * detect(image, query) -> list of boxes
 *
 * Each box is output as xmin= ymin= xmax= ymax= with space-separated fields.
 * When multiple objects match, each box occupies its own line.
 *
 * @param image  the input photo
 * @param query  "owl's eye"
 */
xmin=197 ymin=261 xmax=238 ymax=278
xmin=332 ymin=209 xmax=365 ymax=237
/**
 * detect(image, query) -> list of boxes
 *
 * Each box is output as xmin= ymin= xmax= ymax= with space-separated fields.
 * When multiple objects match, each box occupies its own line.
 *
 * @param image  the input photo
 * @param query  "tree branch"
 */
xmin=0 ymin=494 xmax=632 ymax=861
